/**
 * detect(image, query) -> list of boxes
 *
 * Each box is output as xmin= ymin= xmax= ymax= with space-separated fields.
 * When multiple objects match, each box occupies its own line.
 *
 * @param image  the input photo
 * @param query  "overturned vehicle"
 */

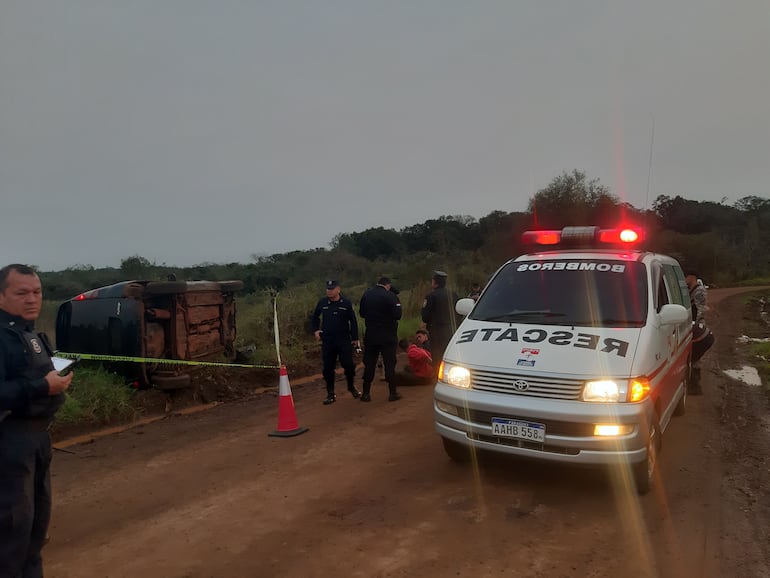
xmin=55 ymin=279 xmax=244 ymax=389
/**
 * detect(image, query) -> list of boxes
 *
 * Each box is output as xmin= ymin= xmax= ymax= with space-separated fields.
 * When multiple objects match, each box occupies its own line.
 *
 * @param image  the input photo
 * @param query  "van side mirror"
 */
xmin=456 ymin=298 xmax=475 ymax=316
xmin=659 ymin=303 xmax=689 ymax=325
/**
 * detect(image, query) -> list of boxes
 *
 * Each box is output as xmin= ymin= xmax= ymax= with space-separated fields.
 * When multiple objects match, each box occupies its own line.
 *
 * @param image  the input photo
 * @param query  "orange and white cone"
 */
xmin=268 ymin=365 xmax=309 ymax=438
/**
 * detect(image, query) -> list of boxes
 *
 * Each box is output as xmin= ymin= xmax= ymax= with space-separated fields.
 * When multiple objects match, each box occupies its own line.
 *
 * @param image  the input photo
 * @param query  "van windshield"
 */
xmin=470 ymin=259 xmax=648 ymax=327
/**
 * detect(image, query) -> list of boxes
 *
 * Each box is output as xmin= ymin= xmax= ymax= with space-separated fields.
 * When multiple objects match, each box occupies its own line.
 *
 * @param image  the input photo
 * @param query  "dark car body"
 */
xmin=55 ymin=279 xmax=244 ymax=389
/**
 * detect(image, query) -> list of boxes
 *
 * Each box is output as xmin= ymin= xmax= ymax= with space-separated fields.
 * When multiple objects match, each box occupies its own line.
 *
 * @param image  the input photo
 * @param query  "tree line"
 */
xmin=38 ymin=170 xmax=770 ymax=301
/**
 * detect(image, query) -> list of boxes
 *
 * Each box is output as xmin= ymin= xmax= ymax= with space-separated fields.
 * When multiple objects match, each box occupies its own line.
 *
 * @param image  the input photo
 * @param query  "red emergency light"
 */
xmin=597 ymin=227 xmax=644 ymax=244
xmin=522 ymin=226 xmax=645 ymax=248
xmin=521 ymin=230 xmax=561 ymax=245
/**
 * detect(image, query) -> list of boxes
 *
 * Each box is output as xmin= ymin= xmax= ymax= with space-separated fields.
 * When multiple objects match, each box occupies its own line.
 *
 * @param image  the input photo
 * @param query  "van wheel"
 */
xmin=674 ymin=363 xmax=690 ymax=417
xmin=442 ymin=438 xmax=471 ymax=463
xmin=633 ymin=423 xmax=660 ymax=495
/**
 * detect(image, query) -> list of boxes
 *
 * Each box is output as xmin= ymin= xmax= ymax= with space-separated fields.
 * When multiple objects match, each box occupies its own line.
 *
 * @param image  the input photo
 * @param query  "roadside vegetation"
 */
xmin=743 ymin=292 xmax=770 ymax=387
xmin=29 ymin=169 xmax=770 ymax=428
xmin=56 ymin=367 xmax=137 ymax=425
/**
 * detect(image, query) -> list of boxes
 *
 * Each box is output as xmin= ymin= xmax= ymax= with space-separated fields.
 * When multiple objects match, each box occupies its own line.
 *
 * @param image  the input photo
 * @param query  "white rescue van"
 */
xmin=433 ymin=226 xmax=692 ymax=494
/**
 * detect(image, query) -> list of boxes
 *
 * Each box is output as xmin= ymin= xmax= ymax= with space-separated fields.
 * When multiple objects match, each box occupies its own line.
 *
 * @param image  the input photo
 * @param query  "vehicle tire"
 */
xmin=218 ymin=280 xmax=245 ymax=292
xmin=144 ymin=281 xmax=189 ymax=295
xmin=151 ymin=372 xmax=192 ymax=390
xmin=673 ymin=361 xmax=690 ymax=417
xmin=442 ymin=438 xmax=471 ymax=463
xmin=633 ymin=422 xmax=660 ymax=495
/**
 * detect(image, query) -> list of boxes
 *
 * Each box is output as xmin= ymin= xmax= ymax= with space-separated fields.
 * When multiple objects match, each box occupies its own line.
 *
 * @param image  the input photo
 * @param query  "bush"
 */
xmin=56 ymin=367 xmax=137 ymax=425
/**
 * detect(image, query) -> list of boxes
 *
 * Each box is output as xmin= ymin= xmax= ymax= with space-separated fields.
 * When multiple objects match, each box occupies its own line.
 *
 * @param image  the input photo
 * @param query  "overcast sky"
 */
xmin=1 ymin=1 xmax=768 ymax=272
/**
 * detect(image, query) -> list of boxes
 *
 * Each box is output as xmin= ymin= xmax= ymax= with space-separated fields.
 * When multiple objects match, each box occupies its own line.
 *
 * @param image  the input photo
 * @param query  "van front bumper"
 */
xmin=434 ymin=382 xmax=652 ymax=466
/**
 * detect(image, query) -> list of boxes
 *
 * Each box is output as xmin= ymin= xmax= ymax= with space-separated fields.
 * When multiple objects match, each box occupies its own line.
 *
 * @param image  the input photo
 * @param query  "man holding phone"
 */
xmin=0 ymin=264 xmax=72 ymax=578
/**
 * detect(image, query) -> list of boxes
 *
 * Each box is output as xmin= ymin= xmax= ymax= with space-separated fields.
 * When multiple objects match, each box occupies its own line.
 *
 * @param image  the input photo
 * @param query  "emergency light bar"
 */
xmin=522 ymin=226 xmax=645 ymax=248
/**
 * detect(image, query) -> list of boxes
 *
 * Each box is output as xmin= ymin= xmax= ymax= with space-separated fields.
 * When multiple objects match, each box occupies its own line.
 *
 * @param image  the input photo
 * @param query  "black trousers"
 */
xmin=321 ymin=340 xmax=356 ymax=394
xmin=362 ymin=338 xmax=397 ymax=394
xmin=0 ymin=420 xmax=52 ymax=578
xmin=428 ymin=326 xmax=453 ymax=377
xmin=692 ymin=332 xmax=715 ymax=364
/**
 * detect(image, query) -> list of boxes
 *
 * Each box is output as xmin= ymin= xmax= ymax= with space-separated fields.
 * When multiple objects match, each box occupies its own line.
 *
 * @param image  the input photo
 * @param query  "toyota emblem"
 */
xmin=513 ymin=379 xmax=529 ymax=391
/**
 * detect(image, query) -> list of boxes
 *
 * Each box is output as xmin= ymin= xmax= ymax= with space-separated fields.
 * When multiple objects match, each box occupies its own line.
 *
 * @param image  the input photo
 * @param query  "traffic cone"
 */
xmin=268 ymin=365 xmax=309 ymax=438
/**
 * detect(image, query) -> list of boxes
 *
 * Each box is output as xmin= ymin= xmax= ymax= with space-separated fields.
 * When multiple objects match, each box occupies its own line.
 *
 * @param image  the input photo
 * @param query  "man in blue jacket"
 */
xmin=1 ymin=264 xmax=73 ymax=578
xmin=312 ymin=280 xmax=361 ymax=405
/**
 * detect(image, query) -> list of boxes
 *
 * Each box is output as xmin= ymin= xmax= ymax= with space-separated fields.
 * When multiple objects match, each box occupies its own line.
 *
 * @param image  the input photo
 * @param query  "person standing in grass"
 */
xmin=421 ymin=270 xmax=459 ymax=377
xmin=0 ymin=264 xmax=73 ymax=578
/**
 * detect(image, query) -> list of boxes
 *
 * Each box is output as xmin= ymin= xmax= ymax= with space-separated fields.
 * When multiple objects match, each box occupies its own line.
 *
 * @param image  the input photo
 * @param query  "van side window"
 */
xmin=673 ymin=265 xmax=692 ymax=313
xmin=662 ymin=265 xmax=686 ymax=307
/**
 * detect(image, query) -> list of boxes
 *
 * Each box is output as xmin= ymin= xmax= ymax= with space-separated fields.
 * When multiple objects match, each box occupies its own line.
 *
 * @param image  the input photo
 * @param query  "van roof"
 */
xmin=515 ymin=249 xmax=647 ymax=262
xmin=513 ymin=249 xmax=682 ymax=267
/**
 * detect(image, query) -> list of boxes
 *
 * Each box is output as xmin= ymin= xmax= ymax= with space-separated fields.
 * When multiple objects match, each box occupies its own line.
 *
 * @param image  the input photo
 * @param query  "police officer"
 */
xmin=311 ymin=279 xmax=361 ymax=405
xmin=0 ymin=264 xmax=72 ymax=578
xmin=359 ymin=276 xmax=402 ymax=402
xmin=421 ymin=270 xmax=459 ymax=376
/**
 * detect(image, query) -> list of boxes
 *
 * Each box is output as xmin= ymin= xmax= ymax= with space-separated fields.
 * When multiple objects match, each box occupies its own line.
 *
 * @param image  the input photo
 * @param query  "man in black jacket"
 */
xmin=0 ymin=264 xmax=73 ymax=578
xmin=311 ymin=279 xmax=361 ymax=405
xmin=421 ymin=270 xmax=459 ymax=378
xmin=359 ymin=276 xmax=402 ymax=402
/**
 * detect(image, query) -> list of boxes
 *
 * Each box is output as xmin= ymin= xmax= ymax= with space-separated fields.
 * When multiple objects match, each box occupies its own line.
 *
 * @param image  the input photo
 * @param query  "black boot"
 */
xmin=388 ymin=385 xmax=401 ymax=402
xmin=360 ymin=383 xmax=372 ymax=402
xmin=323 ymin=392 xmax=336 ymax=405
xmin=347 ymin=379 xmax=361 ymax=398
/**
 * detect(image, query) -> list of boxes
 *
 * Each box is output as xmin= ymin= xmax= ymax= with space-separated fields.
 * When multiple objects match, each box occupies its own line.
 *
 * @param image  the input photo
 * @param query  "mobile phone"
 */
xmin=56 ymin=357 xmax=80 ymax=376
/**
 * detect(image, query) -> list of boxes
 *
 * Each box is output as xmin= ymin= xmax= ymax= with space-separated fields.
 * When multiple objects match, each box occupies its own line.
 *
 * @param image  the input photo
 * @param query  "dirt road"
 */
xmin=45 ymin=288 xmax=770 ymax=578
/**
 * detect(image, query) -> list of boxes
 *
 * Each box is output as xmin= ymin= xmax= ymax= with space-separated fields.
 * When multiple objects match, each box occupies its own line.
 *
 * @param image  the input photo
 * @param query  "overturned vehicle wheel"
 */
xmin=150 ymin=371 xmax=192 ymax=390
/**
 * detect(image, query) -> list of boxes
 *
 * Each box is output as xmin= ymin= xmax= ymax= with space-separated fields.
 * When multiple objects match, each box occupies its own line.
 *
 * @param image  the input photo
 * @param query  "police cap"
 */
xmin=325 ymin=279 xmax=339 ymax=290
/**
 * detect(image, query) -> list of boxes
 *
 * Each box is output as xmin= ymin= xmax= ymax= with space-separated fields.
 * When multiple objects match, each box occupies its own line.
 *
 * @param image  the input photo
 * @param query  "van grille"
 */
xmin=471 ymin=368 xmax=584 ymax=400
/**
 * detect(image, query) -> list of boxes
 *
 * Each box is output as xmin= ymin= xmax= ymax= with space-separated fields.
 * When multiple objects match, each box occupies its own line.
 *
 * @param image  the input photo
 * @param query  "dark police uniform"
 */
xmin=0 ymin=310 xmax=64 ymax=578
xmin=421 ymin=273 xmax=459 ymax=375
xmin=311 ymin=294 xmax=359 ymax=400
xmin=359 ymin=284 xmax=402 ymax=399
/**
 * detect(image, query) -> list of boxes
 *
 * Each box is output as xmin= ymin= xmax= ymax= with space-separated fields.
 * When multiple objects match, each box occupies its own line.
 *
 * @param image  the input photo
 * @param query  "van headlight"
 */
xmin=582 ymin=378 xmax=650 ymax=402
xmin=583 ymin=380 xmax=621 ymax=402
xmin=441 ymin=363 xmax=471 ymax=389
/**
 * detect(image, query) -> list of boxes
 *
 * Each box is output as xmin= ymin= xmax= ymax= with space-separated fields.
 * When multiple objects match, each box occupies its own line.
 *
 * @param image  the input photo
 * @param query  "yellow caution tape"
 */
xmin=54 ymin=351 xmax=280 ymax=369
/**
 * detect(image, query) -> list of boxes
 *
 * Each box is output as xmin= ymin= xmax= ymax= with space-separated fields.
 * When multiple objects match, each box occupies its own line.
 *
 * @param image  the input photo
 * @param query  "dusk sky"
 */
xmin=2 ymin=1 xmax=768 ymax=271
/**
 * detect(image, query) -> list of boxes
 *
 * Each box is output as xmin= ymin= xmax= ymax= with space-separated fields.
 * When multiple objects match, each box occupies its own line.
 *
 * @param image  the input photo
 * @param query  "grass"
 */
xmin=56 ymin=367 xmax=138 ymax=425
xmin=234 ymin=285 xmax=431 ymax=369
xmin=748 ymin=341 xmax=770 ymax=387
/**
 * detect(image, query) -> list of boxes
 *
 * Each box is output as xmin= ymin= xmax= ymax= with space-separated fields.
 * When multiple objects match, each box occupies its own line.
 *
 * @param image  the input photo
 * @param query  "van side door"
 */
xmin=656 ymin=263 xmax=690 ymax=426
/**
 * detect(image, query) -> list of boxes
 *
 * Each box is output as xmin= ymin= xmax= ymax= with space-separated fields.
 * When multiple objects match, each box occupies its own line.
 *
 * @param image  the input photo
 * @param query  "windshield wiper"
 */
xmin=479 ymin=311 xmax=566 ymax=322
xmin=599 ymin=318 xmax=644 ymax=327
xmin=565 ymin=318 xmax=644 ymax=327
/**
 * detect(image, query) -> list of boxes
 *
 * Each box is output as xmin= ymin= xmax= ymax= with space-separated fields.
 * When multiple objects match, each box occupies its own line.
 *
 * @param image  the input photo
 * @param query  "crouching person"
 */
xmin=393 ymin=335 xmax=435 ymax=387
